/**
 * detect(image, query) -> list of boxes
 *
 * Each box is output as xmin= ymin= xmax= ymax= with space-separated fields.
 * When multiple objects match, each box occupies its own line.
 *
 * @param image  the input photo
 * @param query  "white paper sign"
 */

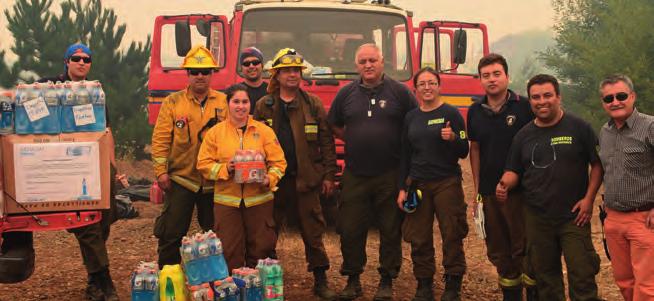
xmin=73 ymin=104 xmax=96 ymax=126
xmin=13 ymin=142 xmax=101 ymax=203
xmin=24 ymin=97 xmax=50 ymax=122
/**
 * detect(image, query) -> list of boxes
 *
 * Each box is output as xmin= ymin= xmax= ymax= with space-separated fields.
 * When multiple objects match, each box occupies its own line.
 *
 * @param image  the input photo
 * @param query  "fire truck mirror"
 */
xmin=453 ymin=29 xmax=467 ymax=65
xmin=175 ymin=20 xmax=192 ymax=57
xmin=196 ymin=19 xmax=211 ymax=37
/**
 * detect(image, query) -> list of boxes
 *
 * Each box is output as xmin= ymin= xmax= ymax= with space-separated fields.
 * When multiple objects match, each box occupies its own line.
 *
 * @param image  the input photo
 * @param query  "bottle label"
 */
xmin=73 ymin=104 xmax=96 ymax=126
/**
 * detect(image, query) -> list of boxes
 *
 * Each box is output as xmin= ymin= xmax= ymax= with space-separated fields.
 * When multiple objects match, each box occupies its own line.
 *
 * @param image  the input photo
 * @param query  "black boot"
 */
xmin=84 ymin=274 xmax=104 ymax=301
xmin=313 ymin=268 xmax=337 ymax=300
xmin=525 ymin=285 xmax=538 ymax=301
xmin=93 ymin=268 xmax=119 ymax=301
xmin=373 ymin=275 xmax=393 ymax=301
xmin=502 ymin=287 xmax=523 ymax=301
xmin=412 ymin=278 xmax=434 ymax=301
xmin=441 ymin=274 xmax=463 ymax=301
xmin=338 ymin=274 xmax=362 ymax=300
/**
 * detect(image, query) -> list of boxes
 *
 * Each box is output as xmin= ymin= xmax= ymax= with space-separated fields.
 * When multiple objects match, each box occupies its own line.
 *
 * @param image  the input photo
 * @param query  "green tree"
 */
xmin=3 ymin=0 xmax=152 ymax=158
xmin=543 ymin=0 xmax=654 ymax=130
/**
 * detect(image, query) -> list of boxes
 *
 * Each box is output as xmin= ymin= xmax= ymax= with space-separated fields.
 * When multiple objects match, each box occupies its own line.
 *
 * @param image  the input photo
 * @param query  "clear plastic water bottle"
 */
xmin=180 ymin=237 xmax=195 ymax=263
xmin=0 ymin=92 xmax=14 ymax=134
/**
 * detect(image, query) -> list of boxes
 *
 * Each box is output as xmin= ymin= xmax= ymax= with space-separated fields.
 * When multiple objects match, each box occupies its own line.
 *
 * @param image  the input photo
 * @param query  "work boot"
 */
xmin=412 ymin=278 xmax=434 ymax=301
xmin=93 ymin=268 xmax=120 ymax=301
xmin=502 ymin=287 xmax=523 ymax=301
xmin=338 ymin=274 xmax=362 ymax=300
xmin=373 ymin=275 xmax=393 ymax=301
xmin=440 ymin=274 xmax=463 ymax=301
xmin=85 ymin=275 xmax=104 ymax=301
xmin=313 ymin=268 xmax=337 ymax=300
xmin=525 ymin=285 xmax=538 ymax=301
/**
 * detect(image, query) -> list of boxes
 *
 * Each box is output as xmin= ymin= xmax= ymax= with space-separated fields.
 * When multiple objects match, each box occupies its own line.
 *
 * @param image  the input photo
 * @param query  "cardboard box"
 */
xmin=1 ymin=131 xmax=111 ymax=214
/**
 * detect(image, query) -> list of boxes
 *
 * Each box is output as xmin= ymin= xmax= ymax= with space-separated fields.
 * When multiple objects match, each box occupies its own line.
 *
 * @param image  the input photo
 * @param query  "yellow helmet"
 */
xmin=181 ymin=45 xmax=218 ymax=69
xmin=270 ymin=48 xmax=306 ymax=70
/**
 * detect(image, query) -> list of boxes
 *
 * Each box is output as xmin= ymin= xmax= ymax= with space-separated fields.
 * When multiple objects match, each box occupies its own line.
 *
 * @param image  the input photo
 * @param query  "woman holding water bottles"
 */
xmin=197 ymin=84 xmax=286 ymax=271
xmin=396 ymin=67 xmax=470 ymax=301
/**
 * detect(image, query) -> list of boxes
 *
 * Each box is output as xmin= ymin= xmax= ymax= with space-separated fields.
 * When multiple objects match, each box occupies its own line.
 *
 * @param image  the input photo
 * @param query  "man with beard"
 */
xmin=254 ymin=48 xmax=338 ymax=300
xmin=151 ymin=45 xmax=228 ymax=268
xmin=497 ymin=74 xmax=602 ymax=301
xmin=232 ymin=47 xmax=268 ymax=114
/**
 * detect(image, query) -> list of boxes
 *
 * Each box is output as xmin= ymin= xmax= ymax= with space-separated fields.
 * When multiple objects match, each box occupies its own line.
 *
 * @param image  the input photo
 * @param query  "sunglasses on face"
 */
xmin=602 ymin=92 xmax=629 ymax=103
xmin=69 ymin=56 xmax=92 ymax=63
xmin=242 ymin=60 xmax=261 ymax=67
xmin=188 ymin=69 xmax=213 ymax=76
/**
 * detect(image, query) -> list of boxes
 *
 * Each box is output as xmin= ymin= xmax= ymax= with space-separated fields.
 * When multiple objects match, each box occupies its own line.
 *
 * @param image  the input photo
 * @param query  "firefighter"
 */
xmin=197 ymin=83 xmax=286 ymax=270
xmin=467 ymin=53 xmax=537 ymax=300
xmin=229 ymin=46 xmax=268 ymax=113
xmin=35 ymin=43 xmax=120 ymax=301
xmin=151 ymin=45 xmax=228 ymax=268
xmin=253 ymin=48 xmax=338 ymax=300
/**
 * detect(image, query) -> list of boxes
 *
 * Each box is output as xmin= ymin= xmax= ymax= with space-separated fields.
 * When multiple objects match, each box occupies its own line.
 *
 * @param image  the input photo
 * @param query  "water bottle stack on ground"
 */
xmin=232 ymin=267 xmax=264 ymax=301
xmin=256 ymin=258 xmax=284 ymax=301
xmin=130 ymin=261 xmax=160 ymax=301
xmin=180 ymin=230 xmax=229 ymax=286
xmin=212 ymin=277 xmax=240 ymax=301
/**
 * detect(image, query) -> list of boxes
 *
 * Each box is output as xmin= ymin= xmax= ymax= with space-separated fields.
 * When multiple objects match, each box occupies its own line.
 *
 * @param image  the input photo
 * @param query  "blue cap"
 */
xmin=64 ymin=43 xmax=92 ymax=60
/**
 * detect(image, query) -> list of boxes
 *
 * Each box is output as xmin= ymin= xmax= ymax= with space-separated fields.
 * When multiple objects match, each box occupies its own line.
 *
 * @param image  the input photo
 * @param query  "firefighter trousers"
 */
xmin=482 ymin=193 xmax=535 ymax=288
xmin=338 ymin=168 xmax=403 ymax=278
xmin=402 ymin=176 xmax=468 ymax=278
xmin=214 ymin=200 xmax=277 ymax=271
xmin=273 ymin=175 xmax=330 ymax=272
xmin=154 ymin=181 xmax=214 ymax=268
xmin=524 ymin=207 xmax=601 ymax=301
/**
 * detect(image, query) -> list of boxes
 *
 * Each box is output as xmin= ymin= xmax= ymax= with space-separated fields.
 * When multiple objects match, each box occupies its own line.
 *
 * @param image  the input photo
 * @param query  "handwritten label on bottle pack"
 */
xmin=73 ymin=104 xmax=96 ymax=126
xmin=24 ymin=97 xmax=50 ymax=122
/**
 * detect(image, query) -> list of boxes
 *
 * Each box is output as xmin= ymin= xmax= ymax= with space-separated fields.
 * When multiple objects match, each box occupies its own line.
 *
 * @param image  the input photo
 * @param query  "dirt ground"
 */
xmin=0 ymin=159 xmax=622 ymax=300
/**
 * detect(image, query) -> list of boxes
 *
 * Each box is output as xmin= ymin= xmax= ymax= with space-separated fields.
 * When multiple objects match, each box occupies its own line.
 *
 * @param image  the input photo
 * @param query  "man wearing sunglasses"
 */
xmin=496 ymin=74 xmax=603 ymax=301
xmin=230 ymin=47 xmax=268 ymax=114
xmin=598 ymin=74 xmax=654 ymax=301
xmin=467 ymin=53 xmax=536 ymax=301
xmin=151 ymin=45 xmax=228 ymax=269
xmin=254 ymin=48 xmax=338 ymax=300
xmin=27 ymin=43 xmax=121 ymax=301
xmin=328 ymin=43 xmax=417 ymax=301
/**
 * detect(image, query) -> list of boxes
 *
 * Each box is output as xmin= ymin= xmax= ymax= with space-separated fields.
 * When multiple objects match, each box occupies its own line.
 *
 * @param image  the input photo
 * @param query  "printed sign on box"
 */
xmin=23 ymin=97 xmax=50 ymax=122
xmin=13 ymin=142 xmax=101 ymax=203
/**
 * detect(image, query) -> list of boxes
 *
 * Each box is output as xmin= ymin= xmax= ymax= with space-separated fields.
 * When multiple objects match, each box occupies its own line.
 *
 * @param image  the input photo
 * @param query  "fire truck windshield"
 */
xmin=240 ymin=8 xmax=412 ymax=81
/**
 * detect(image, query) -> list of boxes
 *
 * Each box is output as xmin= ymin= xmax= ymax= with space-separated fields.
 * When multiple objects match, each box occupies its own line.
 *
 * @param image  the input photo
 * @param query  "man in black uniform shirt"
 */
xmin=496 ymin=74 xmax=602 ymax=301
xmin=467 ymin=53 xmax=536 ymax=300
xmin=231 ymin=47 xmax=268 ymax=114
xmin=328 ymin=43 xmax=417 ymax=301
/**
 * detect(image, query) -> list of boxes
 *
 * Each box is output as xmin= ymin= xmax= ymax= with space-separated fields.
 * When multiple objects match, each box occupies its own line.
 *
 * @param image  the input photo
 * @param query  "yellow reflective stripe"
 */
xmin=305 ymin=124 xmax=318 ymax=134
xmin=209 ymin=163 xmax=222 ymax=180
xmin=499 ymin=276 xmax=522 ymax=288
xmin=170 ymin=175 xmax=201 ymax=192
xmin=214 ymin=194 xmax=242 ymax=207
xmin=243 ymin=191 xmax=274 ymax=207
xmin=522 ymin=274 xmax=536 ymax=286
xmin=153 ymin=157 xmax=168 ymax=164
xmin=269 ymin=167 xmax=283 ymax=179
xmin=202 ymin=186 xmax=214 ymax=193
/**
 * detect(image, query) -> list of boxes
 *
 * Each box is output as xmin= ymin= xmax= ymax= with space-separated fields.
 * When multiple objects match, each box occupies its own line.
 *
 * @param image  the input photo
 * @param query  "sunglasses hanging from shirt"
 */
xmin=602 ymin=92 xmax=629 ymax=103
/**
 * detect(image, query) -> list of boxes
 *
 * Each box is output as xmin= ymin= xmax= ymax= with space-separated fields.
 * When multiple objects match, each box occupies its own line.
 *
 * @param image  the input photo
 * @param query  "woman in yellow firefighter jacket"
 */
xmin=197 ymin=84 xmax=286 ymax=270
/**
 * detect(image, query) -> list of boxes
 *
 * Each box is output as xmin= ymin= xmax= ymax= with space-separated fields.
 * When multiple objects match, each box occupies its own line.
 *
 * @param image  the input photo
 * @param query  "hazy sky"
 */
xmin=0 ymin=0 xmax=554 ymax=59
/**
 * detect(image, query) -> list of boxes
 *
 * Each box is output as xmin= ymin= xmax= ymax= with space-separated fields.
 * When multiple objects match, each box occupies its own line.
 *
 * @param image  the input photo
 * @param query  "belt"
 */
xmin=627 ymin=202 xmax=654 ymax=212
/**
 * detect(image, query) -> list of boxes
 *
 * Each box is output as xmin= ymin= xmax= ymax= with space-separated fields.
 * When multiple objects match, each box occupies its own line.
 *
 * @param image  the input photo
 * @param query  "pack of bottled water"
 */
xmin=180 ymin=230 xmax=230 ymax=285
xmin=130 ymin=261 xmax=159 ymax=301
xmin=232 ymin=267 xmax=264 ymax=301
xmin=13 ymin=80 xmax=106 ymax=134
xmin=213 ymin=277 xmax=240 ymax=301
xmin=256 ymin=258 xmax=284 ymax=301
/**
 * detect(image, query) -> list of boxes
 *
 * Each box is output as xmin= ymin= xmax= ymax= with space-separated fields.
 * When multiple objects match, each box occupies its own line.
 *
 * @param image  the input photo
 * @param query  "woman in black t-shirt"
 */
xmin=397 ymin=67 xmax=469 ymax=300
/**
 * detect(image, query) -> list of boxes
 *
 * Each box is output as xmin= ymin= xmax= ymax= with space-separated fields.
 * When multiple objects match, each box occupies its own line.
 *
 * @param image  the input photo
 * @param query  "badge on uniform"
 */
xmin=379 ymin=100 xmax=387 ymax=109
xmin=506 ymin=115 xmax=516 ymax=126
xmin=175 ymin=116 xmax=187 ymax=128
